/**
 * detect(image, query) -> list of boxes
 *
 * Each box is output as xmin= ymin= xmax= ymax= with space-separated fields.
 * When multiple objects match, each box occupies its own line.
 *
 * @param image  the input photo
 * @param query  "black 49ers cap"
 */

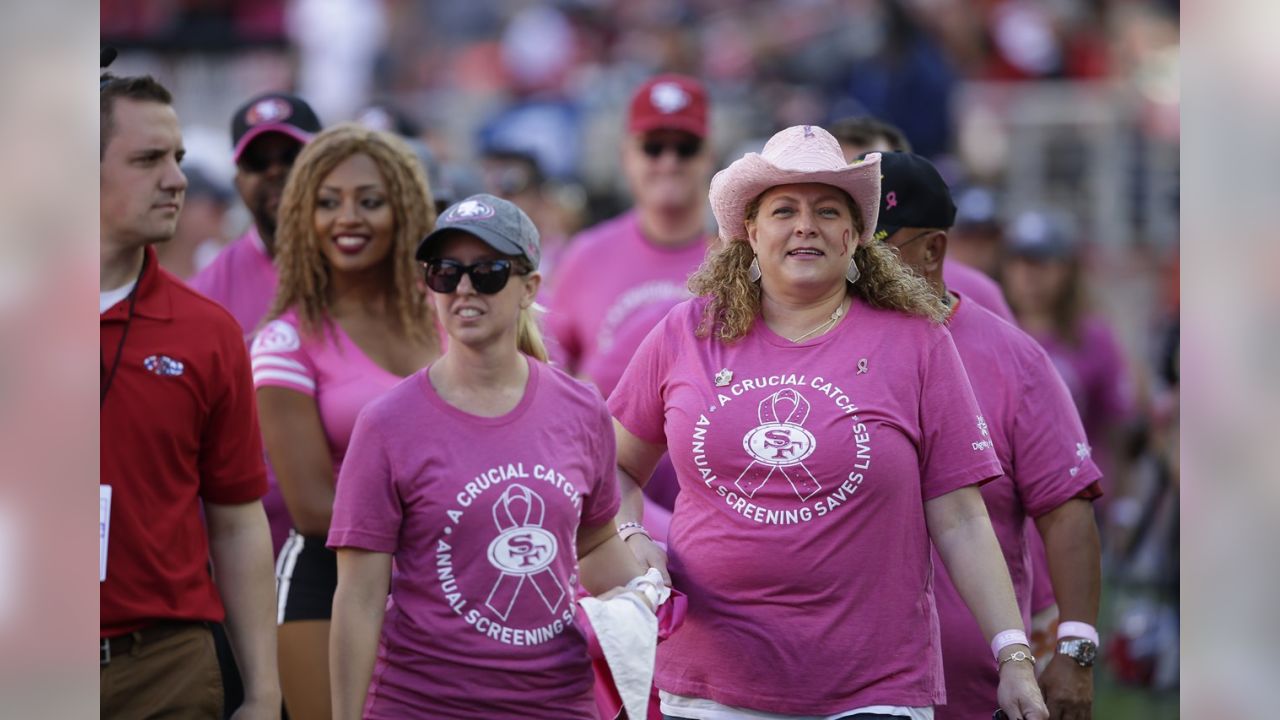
xmin=230 ymin=92 xmax=322 ymax=163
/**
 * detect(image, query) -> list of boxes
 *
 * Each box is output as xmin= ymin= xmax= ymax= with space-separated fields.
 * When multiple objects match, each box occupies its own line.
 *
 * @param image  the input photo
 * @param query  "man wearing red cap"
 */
xmin=544 ymin=73 xmax=715 ymax=519
xmin=545 ymin=74 xmax=712 ymax=398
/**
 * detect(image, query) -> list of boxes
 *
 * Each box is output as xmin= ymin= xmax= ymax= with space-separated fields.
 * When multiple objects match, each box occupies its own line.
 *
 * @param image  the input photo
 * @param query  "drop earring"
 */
xmin=845 ymin=257 xmax=861 ymax=285
xmin=748 ymin=255 xmax=762 ymax=283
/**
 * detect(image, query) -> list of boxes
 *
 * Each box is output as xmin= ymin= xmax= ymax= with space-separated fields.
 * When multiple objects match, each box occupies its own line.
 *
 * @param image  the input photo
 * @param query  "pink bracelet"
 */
xmin=990 ymin=629 xmax=1029 ymax=659
xmin=1057 ymin=621 xmax=1100 ymax=644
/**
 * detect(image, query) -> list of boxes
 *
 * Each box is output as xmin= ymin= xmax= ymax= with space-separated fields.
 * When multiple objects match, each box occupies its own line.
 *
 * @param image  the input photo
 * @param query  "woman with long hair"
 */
xmin=250 ymin=123 xmax=441 ymax=720
xmin=328 ymin=194 xmax=656 ymax=719
xmin=609 ymin=126 xmax=1048 ymax=719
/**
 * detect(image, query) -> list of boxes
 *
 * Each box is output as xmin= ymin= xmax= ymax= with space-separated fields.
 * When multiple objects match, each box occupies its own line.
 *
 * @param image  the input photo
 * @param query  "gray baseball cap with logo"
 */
xmin=415 ymin=193 xmax=541 ymax=269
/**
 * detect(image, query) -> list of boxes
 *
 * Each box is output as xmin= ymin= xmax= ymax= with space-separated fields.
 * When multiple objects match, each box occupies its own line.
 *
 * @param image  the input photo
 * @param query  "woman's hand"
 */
xmin=623 ymin=533 xmax=670 ymax=585
xmin=997 ymin=651 xmax=1049 ymax=720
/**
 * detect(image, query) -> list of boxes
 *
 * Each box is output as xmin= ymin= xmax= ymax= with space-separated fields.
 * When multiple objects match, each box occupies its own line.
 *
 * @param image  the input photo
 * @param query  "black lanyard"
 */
xmin=100 ymin=253 xmax=148 ymax=408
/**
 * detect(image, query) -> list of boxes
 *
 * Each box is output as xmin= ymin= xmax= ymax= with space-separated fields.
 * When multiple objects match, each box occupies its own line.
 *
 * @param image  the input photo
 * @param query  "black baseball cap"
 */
xmin=231 ymin=92 xmax=322 ymax=163
xmin=868 ymin=151 xmax=956 ymax=242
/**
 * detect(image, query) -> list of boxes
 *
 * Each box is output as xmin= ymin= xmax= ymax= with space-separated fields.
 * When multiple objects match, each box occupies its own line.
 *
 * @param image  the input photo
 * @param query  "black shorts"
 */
xmin=275 ymin=531 xmax=336 ymax=624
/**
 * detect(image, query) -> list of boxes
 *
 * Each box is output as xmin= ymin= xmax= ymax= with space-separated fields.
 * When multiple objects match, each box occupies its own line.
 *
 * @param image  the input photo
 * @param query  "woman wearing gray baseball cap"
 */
xmin=328 ymin=194 xmax=665 ymax=719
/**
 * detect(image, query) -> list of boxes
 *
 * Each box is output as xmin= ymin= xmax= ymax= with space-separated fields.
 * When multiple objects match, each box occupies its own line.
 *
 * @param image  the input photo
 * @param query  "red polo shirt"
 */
xmin=100 ymin=246 xmax=267 ymax=637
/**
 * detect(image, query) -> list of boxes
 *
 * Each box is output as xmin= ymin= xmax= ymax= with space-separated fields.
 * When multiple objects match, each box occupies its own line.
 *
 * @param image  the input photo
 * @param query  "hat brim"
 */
xmin=233 ymin=124 xmax=314 ymax=163
xmin=709 ymin=152 xmax=883 ymax=247
xmin=629 ymin=115 xmax=707 ymax=139
xmin=415 ymin=226 xmax=530 ymax=267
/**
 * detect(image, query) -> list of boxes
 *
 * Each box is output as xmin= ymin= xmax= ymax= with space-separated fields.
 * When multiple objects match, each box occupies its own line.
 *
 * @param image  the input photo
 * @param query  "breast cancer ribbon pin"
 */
xmin=714 ymin=368 xmax=733 ymax=387
xmin=857 ymin=358 xmax=869 ymax=374
xmin=484 ymin=484 xmax=566 ymax=621
xmin=735 ymin=388 xmax=821 ymax=501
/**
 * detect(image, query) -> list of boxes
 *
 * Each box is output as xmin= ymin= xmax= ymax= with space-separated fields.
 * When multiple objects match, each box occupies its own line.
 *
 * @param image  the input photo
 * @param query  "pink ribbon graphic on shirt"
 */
xmin=484 ymin=484 xmax=566 ymax=621
xmin=735 ymin=388 xmax=822 ymax=501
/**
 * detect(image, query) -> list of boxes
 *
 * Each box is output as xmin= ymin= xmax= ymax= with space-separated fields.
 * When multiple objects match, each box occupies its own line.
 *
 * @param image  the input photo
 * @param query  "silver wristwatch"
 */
xmin=1057 ymin=637 xmax=1098 ymax=667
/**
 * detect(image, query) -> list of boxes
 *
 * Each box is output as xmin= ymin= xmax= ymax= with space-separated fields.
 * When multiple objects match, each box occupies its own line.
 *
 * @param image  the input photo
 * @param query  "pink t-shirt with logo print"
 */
xmin=250 ymin=309 xmax=410 ymax=482
xmin=932 ymin=296 xmax=1102 ymax=720
xmin=608 ymin=296 xmax=1003 ymax=715
xmin=327 ymin=358 xmax=620 ymax=720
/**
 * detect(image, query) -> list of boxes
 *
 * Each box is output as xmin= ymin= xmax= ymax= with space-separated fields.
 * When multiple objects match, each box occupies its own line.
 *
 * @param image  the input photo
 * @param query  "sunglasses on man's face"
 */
xmin=423 ymin=258 xmax=519 ymax=295
xmin=239 ymin=144 xmax=302 ymax=173
xmin=641 ymin=137 xmax=702 ymax=160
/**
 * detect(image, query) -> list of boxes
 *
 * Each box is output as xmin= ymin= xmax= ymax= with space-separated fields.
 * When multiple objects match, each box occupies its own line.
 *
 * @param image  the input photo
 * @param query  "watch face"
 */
xmin=1060 ymin=639 xmax=1098 ymax=666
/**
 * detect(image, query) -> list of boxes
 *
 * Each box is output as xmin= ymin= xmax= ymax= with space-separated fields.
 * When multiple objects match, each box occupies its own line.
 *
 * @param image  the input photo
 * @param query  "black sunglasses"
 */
xmin=239 ymin=143 xmax=302 ymax=173
xmin=424 ymin=258 xmax=520 ymax=295
xmin=641 ymin=137 xmax=702 ymax=160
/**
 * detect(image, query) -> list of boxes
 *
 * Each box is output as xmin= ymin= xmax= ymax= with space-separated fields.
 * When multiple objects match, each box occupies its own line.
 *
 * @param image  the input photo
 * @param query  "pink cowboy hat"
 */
xmin=709 ymin=125 xmax=882 ymax=247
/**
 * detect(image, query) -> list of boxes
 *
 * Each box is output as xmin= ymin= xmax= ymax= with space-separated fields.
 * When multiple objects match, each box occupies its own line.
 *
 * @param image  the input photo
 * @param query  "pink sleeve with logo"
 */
xmin=250 ymin=314 xmax=317 ymax=397
xmin=1012 ymin=345 xmax=1104 ymax=517
xmin=919 ymin=329 xmax=1004 ymax=499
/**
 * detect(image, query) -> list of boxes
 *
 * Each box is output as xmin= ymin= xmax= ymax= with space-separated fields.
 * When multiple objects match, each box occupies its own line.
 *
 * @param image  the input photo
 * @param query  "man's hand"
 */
xmin=624 ymin=534 xmax=670 ymax=585
xmin=1038 ymin=653 xmax=1093 ymax=720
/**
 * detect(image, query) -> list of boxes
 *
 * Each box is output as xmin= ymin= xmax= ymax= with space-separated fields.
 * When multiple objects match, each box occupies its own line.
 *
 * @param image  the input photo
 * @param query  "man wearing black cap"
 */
xmin=839 ymin=115 xmax=1017 ymax=323
xmin=876 ymin=152 xmax=1104 ymax=720
xmin=189 ymin=92 xmax=322 ymax=337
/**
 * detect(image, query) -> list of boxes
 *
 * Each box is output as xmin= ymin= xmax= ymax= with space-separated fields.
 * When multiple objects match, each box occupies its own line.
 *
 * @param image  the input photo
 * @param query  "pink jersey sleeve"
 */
xmin=606 ymin=304 xmax=683 ymax=446
xmin=919 ymin=327 xmax=1004 ymax=499
xmin=327 ymin=405 xmax=401 ymax=553
xmin=580 ymin=399 xmax=622 ymax=528
xmin=1013 ymin=347 xmax=1104 ymax=517
xmin=249 ymin=316 xmax=317 ymax=397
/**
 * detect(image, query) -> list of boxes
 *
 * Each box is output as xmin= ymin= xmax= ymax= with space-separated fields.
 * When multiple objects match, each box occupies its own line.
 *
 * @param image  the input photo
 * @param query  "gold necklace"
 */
xmin=788 ymin=298 xmax=849 ymax=343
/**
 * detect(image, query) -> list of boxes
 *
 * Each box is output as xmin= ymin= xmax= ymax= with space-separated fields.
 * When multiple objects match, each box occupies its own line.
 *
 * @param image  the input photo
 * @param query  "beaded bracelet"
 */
xmin=616 ymin=521 xmax=651 ymax=542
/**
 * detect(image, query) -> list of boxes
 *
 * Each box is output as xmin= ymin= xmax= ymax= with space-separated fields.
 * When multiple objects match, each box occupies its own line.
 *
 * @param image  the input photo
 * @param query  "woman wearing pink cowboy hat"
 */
xmin=607 ymin=125 xmax=1048 ymax=720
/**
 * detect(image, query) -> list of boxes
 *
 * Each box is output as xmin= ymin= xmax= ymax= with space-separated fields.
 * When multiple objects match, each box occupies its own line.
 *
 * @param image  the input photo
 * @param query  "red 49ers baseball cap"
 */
xmin=627 ymin=74 xmax=708 ymax=139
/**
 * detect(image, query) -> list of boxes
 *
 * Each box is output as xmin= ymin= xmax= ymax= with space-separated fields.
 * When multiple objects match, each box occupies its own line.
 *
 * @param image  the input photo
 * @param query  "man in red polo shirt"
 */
xmin=99 ymin=73 xmax=279 ymax=719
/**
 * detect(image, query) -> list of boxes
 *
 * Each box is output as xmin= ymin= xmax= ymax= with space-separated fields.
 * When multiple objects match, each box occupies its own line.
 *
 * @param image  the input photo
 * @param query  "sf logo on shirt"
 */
xmin=747 ymin=426 xmax=815 ymax=464
xmin=490 ymin=530 xmax=555 ymax=571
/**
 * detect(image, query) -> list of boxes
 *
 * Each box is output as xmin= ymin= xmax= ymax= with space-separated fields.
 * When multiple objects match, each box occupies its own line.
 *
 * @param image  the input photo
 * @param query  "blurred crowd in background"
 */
xmin=103 ymin=0 xmax=1180 ymax=716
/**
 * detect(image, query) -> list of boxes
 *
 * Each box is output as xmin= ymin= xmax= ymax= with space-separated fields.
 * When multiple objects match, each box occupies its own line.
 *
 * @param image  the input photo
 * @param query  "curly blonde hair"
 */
xmin=689 ymin=189 xmax=947 ymax=342
xmin=267 ymin=123 xmax=438 ymax=345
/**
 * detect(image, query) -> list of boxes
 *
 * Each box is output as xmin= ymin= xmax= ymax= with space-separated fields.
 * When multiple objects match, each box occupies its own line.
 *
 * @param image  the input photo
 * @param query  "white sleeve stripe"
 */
xmin=253 ymin=369 xmax=317 ymax=391
xmin=252 ymin=355 xmax=309 ymax=373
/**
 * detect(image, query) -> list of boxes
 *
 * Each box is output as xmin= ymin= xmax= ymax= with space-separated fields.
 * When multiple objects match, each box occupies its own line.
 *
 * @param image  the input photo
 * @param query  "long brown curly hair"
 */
xmin=689 ymin=188 xmax=948 ymax=342
xmin=266 ymin=123 xmax=438 ymax=345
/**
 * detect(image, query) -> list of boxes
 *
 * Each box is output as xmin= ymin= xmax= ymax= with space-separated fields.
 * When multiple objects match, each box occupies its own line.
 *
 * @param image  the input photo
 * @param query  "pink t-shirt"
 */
xmin=250 ymin=311 xmax=410 ymax=500
xmin=543 ymin=210 xmax=709 ymax=397
xmin=931 ymin=296 xmax=1102 ymax=720
xmin=188 ymin=227 xmax=279 ymax=339
xmin=943 ymin=258 xmax=1014 ymax=324
xmin=1029 ymin=317 xmax=1133 ymax=482
xmin=608 ymin=297 xmax=1003 ymax=715
xmin=327 ymin=359 xmax=621 ymax=720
